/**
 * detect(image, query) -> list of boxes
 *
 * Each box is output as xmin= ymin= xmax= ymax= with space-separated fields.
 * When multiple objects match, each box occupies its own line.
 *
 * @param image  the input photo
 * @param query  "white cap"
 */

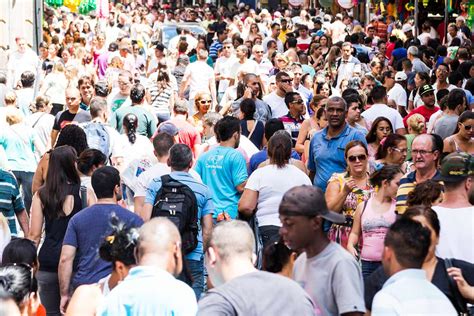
xmin=336 ymin=13 xmax=343 ymax=20
xmin=395 ymin=71 xmax=408 ymax=81
xmin=402 ymin=24 xmax=412 ymax=33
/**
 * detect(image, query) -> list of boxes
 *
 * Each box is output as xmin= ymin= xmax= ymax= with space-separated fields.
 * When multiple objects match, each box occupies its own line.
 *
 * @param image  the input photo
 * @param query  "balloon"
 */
xmin=338 ymin=0 xmax=354 ymax=9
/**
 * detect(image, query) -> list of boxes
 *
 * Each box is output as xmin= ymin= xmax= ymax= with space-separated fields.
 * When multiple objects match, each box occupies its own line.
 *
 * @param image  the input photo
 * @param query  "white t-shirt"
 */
xmin=183 ymin=61 xmax=214 ymax=100
xmin=229 ymin=59 xmax=259 ymax=82
xmin=41 ymin=72 xmax=68 ymax=105
xmin=387 ymin=83 xmax=407 ymax=108
xmin=361 ymin=103 xmax=405 ymax=131
xmin=119 ymin=134 xmax=157 ymax=171
xmin=432 ymin=205 xmax=474 ymax=263
xmin=26 ymin=112 xmax=55 ymax=158
xmin=214 ymin=56 xmax=237 ymax=93
xmin=263 ymin=92 xmax=288 ymax=119
xmin=245 ymin=164 xmax=311 ymax=226
xmin=7 ymin=49 xmax=39 ymax=88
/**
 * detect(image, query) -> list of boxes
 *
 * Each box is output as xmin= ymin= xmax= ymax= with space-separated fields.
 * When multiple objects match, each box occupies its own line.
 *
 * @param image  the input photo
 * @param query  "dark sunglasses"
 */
xmin=199 ymin=100 xmax=212 ymax=104
xmin=461 ymin=123 xmax=473 ymax=131
xmin=348 ymin=154 xmax=367 ymax=162
xmin=291 ymin=99 xmax=304 ymax=104
xmin=279 ymin=79 xmax=292 ymax=83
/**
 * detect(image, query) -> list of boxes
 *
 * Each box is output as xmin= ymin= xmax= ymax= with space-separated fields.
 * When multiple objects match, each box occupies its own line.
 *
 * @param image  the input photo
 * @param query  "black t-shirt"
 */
xmin=53 ymin=109 xmax=91 ymax=131
xmin=364 ymin=258 xmax=474 ymax=313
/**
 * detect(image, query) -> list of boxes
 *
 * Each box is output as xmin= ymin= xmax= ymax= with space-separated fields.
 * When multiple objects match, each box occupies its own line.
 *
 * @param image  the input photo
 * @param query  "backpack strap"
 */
xmin=443 ymin=258 xmax=468 ymax=313
xmin=80 ymin=185 xmax=88 ymax=210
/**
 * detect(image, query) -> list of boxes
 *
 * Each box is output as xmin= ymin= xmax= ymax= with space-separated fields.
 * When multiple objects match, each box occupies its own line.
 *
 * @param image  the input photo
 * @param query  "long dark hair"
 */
xmin=123 ymin=113 xmax=138 ymax=144
xmin=366 ymin=117 xmax=393 ymax=144
xmin=268 ymin=131 xmax=292 ymax=168
xmin=38 ymin=145 xmax=80 ymax=220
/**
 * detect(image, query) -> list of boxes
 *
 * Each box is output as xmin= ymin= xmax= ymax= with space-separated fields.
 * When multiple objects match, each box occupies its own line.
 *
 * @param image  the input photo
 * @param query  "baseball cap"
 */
xmin=402 ymin=24 xmax=413 ymax=33
xmin=395 ymin=71 xmax=407 ymax=82
xmin=437 ymin=152 xmax=474 ymax=182
xmin=157 ymin=122 xmax=179 ymax=136
xmin=419 ymin=84 xmax=435 ymax=96
xmin=279 ymin=185 xmax=346 ymax=224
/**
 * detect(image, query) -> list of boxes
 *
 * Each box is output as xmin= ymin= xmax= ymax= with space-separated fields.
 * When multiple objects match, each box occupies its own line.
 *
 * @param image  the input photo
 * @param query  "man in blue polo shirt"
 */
xmin=143 ymin=144 xmax=214 ymax=299
xmin=308 ymin=96 xmax=367 ymax=192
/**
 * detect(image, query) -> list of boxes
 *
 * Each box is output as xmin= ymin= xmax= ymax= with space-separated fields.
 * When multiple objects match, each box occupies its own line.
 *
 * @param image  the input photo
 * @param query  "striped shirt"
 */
xmin=0 ymin=169 xmax=25 ymax=235
xmin=209 ymin=40 xmax=223 ymax=61
xmin=395 ymin=170 xmax=441 ymax=214
xmin=146 ymin=82 xmax=173 ymax=115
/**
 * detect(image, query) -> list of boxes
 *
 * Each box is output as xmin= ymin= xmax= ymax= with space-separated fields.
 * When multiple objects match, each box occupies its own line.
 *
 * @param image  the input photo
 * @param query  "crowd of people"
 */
xmin=0 ymin=1 xmax=473 ymax=315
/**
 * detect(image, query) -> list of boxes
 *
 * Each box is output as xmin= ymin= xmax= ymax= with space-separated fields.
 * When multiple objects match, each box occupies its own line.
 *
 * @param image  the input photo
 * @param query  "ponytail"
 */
xmin=123 ymin=113 xmax=138 ymax=144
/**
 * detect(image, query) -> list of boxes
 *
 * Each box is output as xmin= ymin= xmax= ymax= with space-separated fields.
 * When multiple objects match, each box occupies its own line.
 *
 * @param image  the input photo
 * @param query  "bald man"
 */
xmin=99 ymin=218 xmax=197 ymax=315
xmin=51 ymin=87 xmax=91 ymax=147
xmin=198 ymin=220 xmax=315 ymax=315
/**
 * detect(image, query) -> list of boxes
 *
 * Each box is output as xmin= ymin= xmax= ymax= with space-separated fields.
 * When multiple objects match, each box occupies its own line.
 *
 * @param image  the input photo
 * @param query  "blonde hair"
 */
xmin=406 ymin=113 xmax=425 ymax=134
xmin=5 ymin=107 xmax=23 ymax=125
xmin=4 ymin=91 xmax=17 ymax=106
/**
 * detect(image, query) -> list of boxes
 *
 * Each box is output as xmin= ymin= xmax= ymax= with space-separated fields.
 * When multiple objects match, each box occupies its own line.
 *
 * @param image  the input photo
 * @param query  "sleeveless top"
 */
xmin=38 ymin=183 xmax=83 ymax=272
xmin=240 ymin=120 xmax=264 ymax=149
xmin=360 ymin=197 xmax=397 ymax=262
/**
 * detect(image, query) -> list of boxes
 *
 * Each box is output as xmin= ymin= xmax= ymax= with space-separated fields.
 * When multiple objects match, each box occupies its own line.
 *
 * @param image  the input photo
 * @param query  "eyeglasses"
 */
xmin=223 ymin=46 xmax=232 ymax=49
xmin=279 ymin=79 xmax=292 ymax=83
xmin=392 ymin=147 xmax=408 ymax=154
xmin=255 ymin=50 xmax=264 ymax=54
xmin=461 ymin=123 xmax=473 ymax=131
xmin=411 ymin=149 xmax=435 ymax=156
xmin=347 ymin=154 xmax=367 ymax=162
xmin=199 ymin=100 xmax=212 ymax=104
xmin=291 ymin=99 xmax=304 ymax=104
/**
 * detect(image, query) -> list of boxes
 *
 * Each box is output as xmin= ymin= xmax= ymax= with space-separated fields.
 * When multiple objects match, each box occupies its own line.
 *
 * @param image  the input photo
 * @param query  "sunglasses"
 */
xmin=291 ymin=99 xmax=304 ymax=104
xmin=199 ymin=100 xmax=212 ymax=104
xmin=347 ymin=154 xmax=367 ymax=162
xmin=279 ymin=79 xmax=292 ymax=83
xmin=461 ymin=123 xmax=473 ymax=131
xmin=255 ymin=50 xmax=264 ymax=54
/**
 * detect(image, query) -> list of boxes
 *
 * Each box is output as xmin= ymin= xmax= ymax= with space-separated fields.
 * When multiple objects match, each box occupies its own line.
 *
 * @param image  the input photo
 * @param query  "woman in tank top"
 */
xmin=347 ymin=165 xmax=403 ymax=279
xmin=29 ymin=145 xmax=85 ymax=315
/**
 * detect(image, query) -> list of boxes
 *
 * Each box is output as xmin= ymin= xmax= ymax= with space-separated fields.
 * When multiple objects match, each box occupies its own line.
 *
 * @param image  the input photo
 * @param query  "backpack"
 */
xmin=83 ymin=122 xmax=111 ymax=161
xmin=151 ymin=175 xmax=199 ymax=254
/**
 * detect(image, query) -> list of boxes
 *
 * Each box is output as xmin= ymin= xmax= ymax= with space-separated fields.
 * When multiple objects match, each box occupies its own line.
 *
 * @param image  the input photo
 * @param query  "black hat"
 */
xmin=419 ymin=84 xmax=435 ymax=96
xmin=279 ymin=185 xmax=345 ymax=224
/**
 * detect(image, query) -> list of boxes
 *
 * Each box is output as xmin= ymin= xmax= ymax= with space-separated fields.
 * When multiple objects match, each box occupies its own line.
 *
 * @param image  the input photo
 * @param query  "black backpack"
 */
xmin=151 ymin=175 xmax=199 ymax=254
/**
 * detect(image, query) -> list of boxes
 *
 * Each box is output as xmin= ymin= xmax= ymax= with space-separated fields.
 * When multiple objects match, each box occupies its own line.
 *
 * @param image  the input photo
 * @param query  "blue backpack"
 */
xmin=83 ymin=122 xmax=111 ymax=161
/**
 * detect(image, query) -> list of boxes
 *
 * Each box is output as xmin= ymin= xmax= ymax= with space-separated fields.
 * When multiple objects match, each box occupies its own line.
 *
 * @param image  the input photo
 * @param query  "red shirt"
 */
xmin=403 ymin=105 xmax=440 ymax=128
xmin=169 ymin=118 xmax=202 ymax=156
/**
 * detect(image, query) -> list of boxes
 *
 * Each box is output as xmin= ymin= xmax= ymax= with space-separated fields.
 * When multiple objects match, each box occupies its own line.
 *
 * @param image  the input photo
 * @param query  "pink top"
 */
xmin=360 ymin=197 xmax=397 ymax=261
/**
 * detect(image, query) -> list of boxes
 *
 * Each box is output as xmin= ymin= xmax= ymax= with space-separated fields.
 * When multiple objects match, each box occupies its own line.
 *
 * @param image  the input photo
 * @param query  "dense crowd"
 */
xmin=0 ymin=1 xmax=473 ymax=315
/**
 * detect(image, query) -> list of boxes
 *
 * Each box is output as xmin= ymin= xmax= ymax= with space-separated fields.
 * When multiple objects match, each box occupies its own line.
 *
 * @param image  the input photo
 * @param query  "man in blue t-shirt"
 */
xmin=143 ymin=144 xmax=214 ymax=299
xmin=195 ymin=116 xmax=248 ymax=221
xmin=59 ymin=166 xmax=143 ymax=313
xmin=308 ymin=96 xmax=367 ymax=193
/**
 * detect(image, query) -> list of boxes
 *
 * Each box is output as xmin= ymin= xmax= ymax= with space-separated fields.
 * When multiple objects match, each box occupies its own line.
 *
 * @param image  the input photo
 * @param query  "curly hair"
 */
xmin=406 ymin=180 xmax=444 ymax=208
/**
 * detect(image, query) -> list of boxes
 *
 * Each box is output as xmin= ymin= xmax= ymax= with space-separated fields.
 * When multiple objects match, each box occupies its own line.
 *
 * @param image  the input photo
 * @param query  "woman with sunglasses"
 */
xmin=364 ymin=206 xmax=474 ymax=314
xmin=347 ymin=165 xmax=402 ymax=278
xmin=443 ymin=111 xmax=474 ymax=154
xmin=374 ymin=134 xmax=411 ymax=173
xmin=191 ymin=92 xmax=212 ymax=135
xmin=246 ymin=23 xmax=263 ymax=43
xmin=270 ymin=53 xmax=289 ymax=76
xmin=366 ymin=117 xmax=394 ymax=160
xmin=325 ymin=141 xmax=374 ymax=248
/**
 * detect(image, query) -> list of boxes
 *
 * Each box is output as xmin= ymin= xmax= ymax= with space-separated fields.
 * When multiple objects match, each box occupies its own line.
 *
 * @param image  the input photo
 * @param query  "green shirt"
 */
xmin=109 ymin=105 xmax=158 ymax=138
